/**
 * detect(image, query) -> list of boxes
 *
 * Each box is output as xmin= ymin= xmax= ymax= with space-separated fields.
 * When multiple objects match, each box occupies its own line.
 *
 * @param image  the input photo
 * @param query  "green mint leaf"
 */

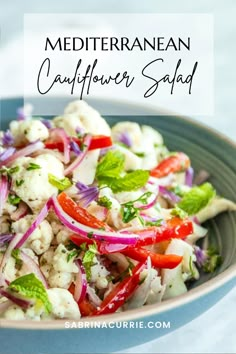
xmin=177 ymin=183 xmax=216 ymax=215
xmin=171 ymin=205 xmax=188 ymax=219
xmin=96 ymin=150 xmax=125 ymax=180
xmin=82 ymin=243 xmax=97 ymax=282
xmin=97 ymin=196 xmax=112 ymax=209
xmin=8 ymin=273 xmax=52 ymax=313
xmin=108 ymin=170 xmax=149 ymax=193
xmin=48 ymin=174 xmax=72 ymax=191
xmin=8 ymin=194 xmax=21 ymax=206
xmin=26 ymin=163 xmax=41 ymax=171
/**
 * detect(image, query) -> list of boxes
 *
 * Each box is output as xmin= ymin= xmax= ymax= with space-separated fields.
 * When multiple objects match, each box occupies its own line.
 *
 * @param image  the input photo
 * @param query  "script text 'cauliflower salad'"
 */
xmin=0 ymin=101 xmax=235 ymax=321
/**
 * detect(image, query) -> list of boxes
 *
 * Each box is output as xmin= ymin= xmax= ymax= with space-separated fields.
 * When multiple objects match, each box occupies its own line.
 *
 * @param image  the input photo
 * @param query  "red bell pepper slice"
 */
xmin=150 ymin=152 xmax=190 ymax=178
xmin=92 ymin=261 xmax=146 ymax=316
xmin=57 ymin=192 xmax=111 ymax=230
xmin=79 ymin=298 xmax=96 ymax=317
xmin=45 ymin=135 xmax=112 ymax=152
xmin=135 ymin=217 xmax=193 ymax=247
xmin=121 ymin=247 xmax=182 ymax=269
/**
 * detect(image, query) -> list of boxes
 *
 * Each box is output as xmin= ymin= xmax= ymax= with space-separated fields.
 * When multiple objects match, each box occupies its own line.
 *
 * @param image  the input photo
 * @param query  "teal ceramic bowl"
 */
xmin=0 ymin=98 xmax=236 ymax=354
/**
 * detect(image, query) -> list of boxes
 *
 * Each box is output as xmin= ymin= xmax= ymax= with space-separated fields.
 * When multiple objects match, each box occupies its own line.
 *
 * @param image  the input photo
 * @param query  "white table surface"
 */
xmin=0 ymin=1 xmax=235 ymax=353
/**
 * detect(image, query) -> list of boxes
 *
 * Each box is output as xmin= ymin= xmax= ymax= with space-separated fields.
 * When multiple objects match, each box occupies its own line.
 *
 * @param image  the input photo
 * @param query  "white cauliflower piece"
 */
xmin=115 ymin=144 xmax=142 ymax=171
xmin=54 ymin=100 xmax=111 ymax=136
xmin=0 ymin=255 xmax=16 ymax=282
xmin=48 ymin=270 xmax=73 ymax=289
xmin=10 ymin=119 xmax=49 ymax=145
xmin=146 ymin=276 xmax=166 ymax=305
xmin=73 ymin=150 xmax=100 ymax=185
xmin=2 ymin=306 xmax=26 ymax=320
xmin=53 ymin=245 xmax=78 ymax=273
xmin=40 ymin=247 xmax=55 ymax=279
xmin=12 ymin=215 xmax=53 ymax=255
xmin=196 ymin=197 xmax=236 ymax=223
xmin=11 ymin=154 xmax=64 ymax=211
xmin=111 ymin=122 xmax=143 ymax=147
xmin=90 ymin=256 xmax=110 ymax=286
xmin=162 ymin=239 xmax=198 ymax=300
xmin=2 ymin=201 xmax=17 ymax=216
xmin=56 ymin=228 xmax=71 ymax=244
xmin=47 ymin=288 xmax=81 ymax=319
xmin=141 ymin=125 xmax=163 ymax=147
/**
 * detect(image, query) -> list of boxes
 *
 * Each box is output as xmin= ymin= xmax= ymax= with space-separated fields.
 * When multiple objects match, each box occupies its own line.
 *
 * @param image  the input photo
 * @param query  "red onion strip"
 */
xmin=15 ymin=199 xmax=51 ymax=249
xmin=64 ymin=134 xmax=92 ymax=176
xmin=0 ymin=141 xmax=44 ymax=167
xmin=50 ymin=128 xmax=70 ymax=164
xmin=87 ymin=286 xmax=102 ymax=307
xmin=138 ymin=194 xmax=158 ymax=211
xmin=0 ymin=176 xmax=9 ymax=215
xmin=74 ymin=259 xmax=87 ymax=303
xmin=51 ymin=196 xmax=138 ymax=245
xmin=0 ymin=288 xmax=32 ymax=309
xmin=20 ymin=250 xmax=48 ymax=288
xmin=11 ymin=201 xmax=29 ymax=221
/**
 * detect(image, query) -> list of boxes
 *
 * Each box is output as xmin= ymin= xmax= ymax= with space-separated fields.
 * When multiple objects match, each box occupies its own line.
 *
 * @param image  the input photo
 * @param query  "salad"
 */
xmin=0 ymin=100 xmax=235 ymax=321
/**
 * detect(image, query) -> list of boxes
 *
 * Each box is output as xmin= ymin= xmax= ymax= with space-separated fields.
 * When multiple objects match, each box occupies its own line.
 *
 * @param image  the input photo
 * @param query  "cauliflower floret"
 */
xmin=111 ymin=122 xmax=143 ymax=147
xmin=47 ymin=288 xmax=81 ymax=319
xmin=90 ymin=256 xmax=110 ymax=287
xmin=2 ymin=306 xmax=26 ymax=320
xmin=162 ymin=239 xmax=198 ymax=300
xmin=2 ymin=201 xmax=17 ymax=216
xmin=40 ymin=247 xmax=55 ymax=279
xmin=115 ymin=145 xmax=142 ymax=171
xmin=48 ymin=270 xmax=73 ymax=289
xmin=0 ymin=255 xmax=16 ymax=282
xmin=53 ymin=245 xmax=77 ymax=273
xmin=11 ymin=154 xmax=64 ymax=211
xmin=73 ymin=150 xmax=100 ymax=185
xmin=196 ymin=197 xmax=236 ymax=223
xmin=10 ymin=119 xmax=49 ymax=145
xmin=12 ymin=215 xmax=53 ymax=255
xmin=56 ymin=228 xmax=71 ymax=244
xmin=54 ymin=100 xmax=111 ymax=136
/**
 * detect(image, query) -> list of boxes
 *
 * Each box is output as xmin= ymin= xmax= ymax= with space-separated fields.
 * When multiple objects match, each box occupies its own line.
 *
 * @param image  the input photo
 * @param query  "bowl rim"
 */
xmin=0 ymin=96 xmax=235 ymax=329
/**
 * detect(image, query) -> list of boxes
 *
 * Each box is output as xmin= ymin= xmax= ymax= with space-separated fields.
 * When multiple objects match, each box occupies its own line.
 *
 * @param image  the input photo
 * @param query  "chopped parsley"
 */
xmin=16 ymin=179 xmax=24 ymax=187
xmin=82 ymin=243 xmax=98 ymax=281
xmin=8 ymin=194 xmax=21 ymax=206
xmin=203 ymin=247 xmax=222 ymax=273
xmin=97 ymin=196 xmax=112 ymax=209
xmin=121 ymin=192 xmax=152 ymax=223
xmin=26 ymin=163 xmax=41 ymax=171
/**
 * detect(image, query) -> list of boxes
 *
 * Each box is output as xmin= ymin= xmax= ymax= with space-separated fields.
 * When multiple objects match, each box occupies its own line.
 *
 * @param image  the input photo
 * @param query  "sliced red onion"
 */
xmin=15 ymin=199 xmax=51 ymax=248
xmin=76 ymin=184 xmax=99 ymax=208
xmin=117 ymin=132 xmax=132 ymax=147
xmin=0 ymin=300 xmax=12 ymax=313
xmin=138 ymin=194 xmax=158 ymax=210
xmin=1 ymin=130 xmax=14 ymax=146
xmin=185 ymin=167 xmax=194 ymax=187
xmin=193 ymin=245 xmax=208 ymax=267
xmin=87 ymin=286 xmax=102 ymax=307
xmin=98 ymin=243 xmax=128 ymax=254
xmin=0 ymin=175 xmax=9 ymax=215
xmin=17 ymin=104 xmax=33 ymax=121
xmin=20 ymin=250 xmax=48 ymax=288
xmin=41 ymin=119 xmax=52 ymax=129
xmin=70 ymin=141 xmax=81 ymax=156
xmin=74 ymin=259 xmax=87 ymax=303
xmin=50 ymin=128 xmax=70 ymax=164
xmin=34 ymin=148 xmax=65 ymax=162
xmin=158 ymin=185 xmax=181 ymax=204
xmin=0 ymin=233 xmax=15 ymax=246
xmin=64 ymin=134 xmax=92 ymax=176
xmin=0 ymin=147 xmax=16 ymax=161
xmin=0 ymin=140 xmax=44 ymax=167
xmin=0 ymin=288 xmax=32 ymax=309
xmin=140 ymin=213 xmax=163 ymax=224
xmin=11 ymin=201 xmax=29 ymax=221
xmin=51 ymin=196 xmax=138 ymax=245
xmin=193 ymin=170 xmax=210 ymax=185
